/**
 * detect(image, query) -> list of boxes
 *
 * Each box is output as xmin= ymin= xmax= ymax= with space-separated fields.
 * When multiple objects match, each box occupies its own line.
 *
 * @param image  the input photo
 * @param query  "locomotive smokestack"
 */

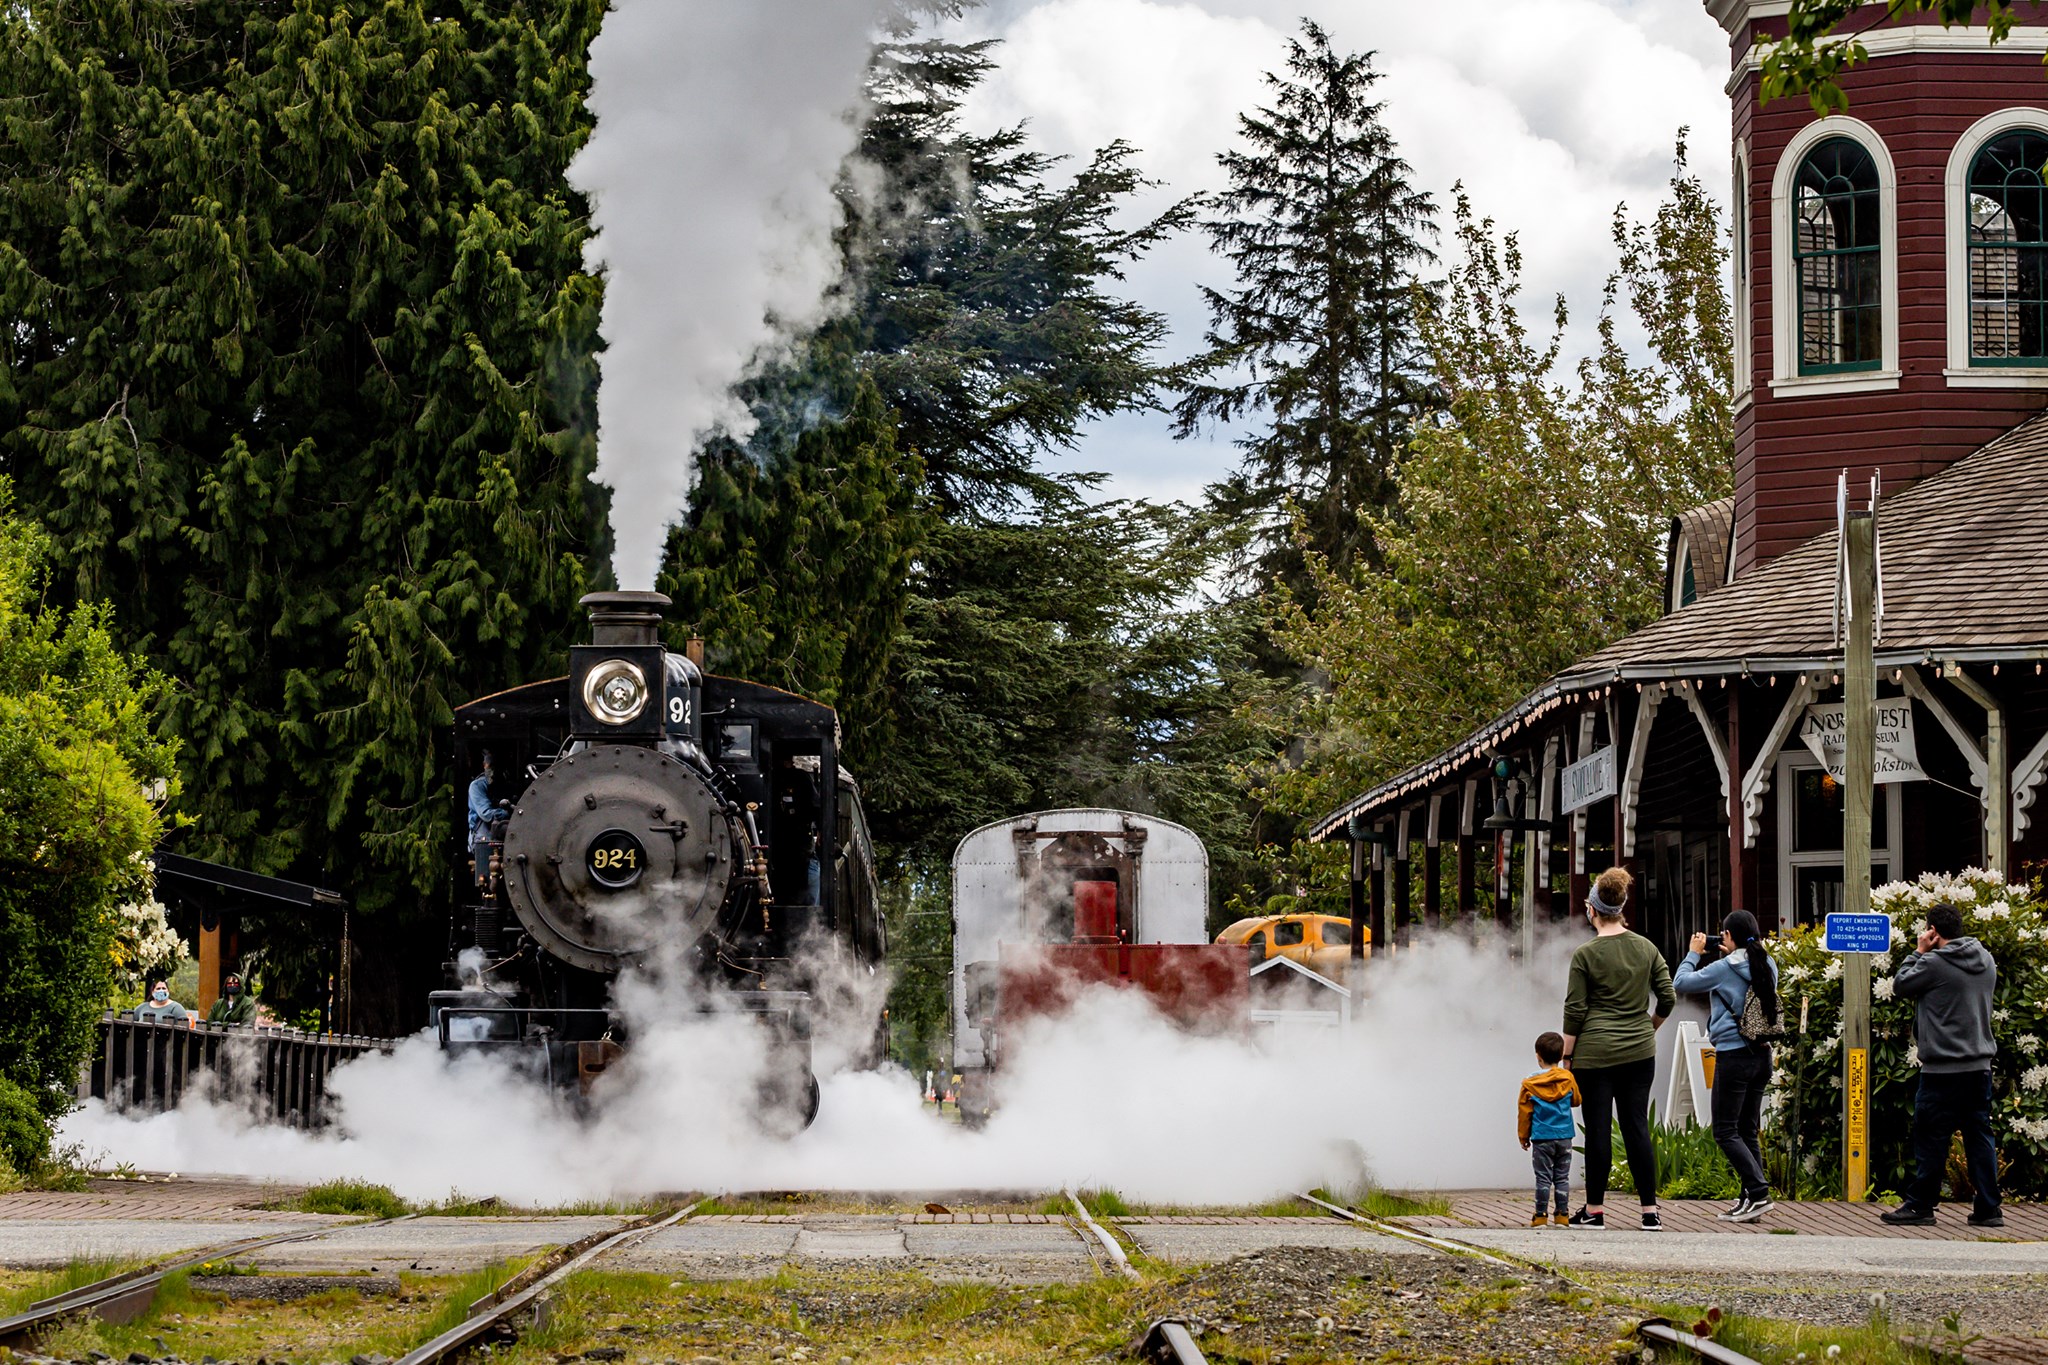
xmin=581 ymin=590 xmax=670 ymax=648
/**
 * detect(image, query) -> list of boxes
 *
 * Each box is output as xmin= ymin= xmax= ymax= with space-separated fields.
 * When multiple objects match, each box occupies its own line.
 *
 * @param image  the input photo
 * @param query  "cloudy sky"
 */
xmin=938 ymin=0 xmax=1734 ymax=506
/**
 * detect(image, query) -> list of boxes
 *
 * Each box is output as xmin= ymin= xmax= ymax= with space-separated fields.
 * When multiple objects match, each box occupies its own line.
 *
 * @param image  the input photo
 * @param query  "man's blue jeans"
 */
xmin=1904 ymin=1069 xmax=2000 ymax=1218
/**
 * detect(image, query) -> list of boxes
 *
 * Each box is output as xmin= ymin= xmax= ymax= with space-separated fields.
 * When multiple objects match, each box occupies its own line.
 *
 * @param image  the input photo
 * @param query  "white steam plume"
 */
xmin=65 ymin=931 xmax=1582 ymax=1204
xmin=568 ymin=0 xmax=885 ymax=590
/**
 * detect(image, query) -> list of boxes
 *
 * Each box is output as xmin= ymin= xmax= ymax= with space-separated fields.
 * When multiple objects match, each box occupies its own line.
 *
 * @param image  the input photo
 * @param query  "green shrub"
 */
xmin=1768 ymin=869 xmax=2048 ymax=1199
xmin=1600 ymin=1107 xmax=1740 ymax=1200
xmin=289 ymin=1179 xmax=410 ymax=1219
xmin=0 ymin=1076 xmax=49 ymax=1176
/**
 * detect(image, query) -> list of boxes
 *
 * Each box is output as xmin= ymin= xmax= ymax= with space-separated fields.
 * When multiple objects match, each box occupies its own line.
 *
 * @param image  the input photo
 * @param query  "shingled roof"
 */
xmin=1666 ymin=496 xmax=1733 ymax=606
xmin=1310 ymin=411 xmax=2048 ymax=840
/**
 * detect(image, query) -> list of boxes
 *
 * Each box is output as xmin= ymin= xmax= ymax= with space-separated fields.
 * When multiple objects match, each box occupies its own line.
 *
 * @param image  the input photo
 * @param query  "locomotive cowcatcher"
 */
xmin=433 ymin=590 xmax=886 ymax=1127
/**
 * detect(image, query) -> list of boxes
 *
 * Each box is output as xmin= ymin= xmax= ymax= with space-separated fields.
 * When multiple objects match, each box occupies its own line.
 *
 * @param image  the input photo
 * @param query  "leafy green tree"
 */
xmin=1764 ymin=0 xmax=2035 ymax=113
xmin=1174 ymin=19 xmax=1435 ymax=594
xmin=1248 ymin=146 xmax=1733 ymax=906
xmin=0 ymin=485 xmax=177 ymax=1165
xmin=0 ymin=0 xmax=608 ymax=1022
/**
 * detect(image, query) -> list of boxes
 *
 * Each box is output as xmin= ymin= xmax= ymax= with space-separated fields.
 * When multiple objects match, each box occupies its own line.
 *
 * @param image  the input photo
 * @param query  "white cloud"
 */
xmin=946 ymin=0 xmax=1731 ymax=505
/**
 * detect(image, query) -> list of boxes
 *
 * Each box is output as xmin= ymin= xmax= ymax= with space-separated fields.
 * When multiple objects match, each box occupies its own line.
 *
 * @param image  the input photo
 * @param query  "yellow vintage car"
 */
xmin=1214 ymin=912 xmax=1366 ymax=979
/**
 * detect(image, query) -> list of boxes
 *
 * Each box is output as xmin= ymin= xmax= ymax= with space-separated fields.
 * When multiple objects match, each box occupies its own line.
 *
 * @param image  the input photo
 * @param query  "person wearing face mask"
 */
xmin=207 ymin=973 xmax=257 ymax=1026
xmin=1674 ymin=910 xmax=1780 ymax=1223
xmin=137 ymin=980 xmax=188 ymax=1026
xmin=1560 ymin=866 xmax=1675 ymax=1231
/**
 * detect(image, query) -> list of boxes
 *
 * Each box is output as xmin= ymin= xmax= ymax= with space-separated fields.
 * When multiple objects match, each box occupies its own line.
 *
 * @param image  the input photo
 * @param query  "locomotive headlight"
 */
xmin=582 ymin=658 xmax=649 ymax=725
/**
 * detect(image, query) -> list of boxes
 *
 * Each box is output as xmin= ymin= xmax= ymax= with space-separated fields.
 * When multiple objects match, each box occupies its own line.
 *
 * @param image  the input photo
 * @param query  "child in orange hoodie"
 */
xmin=1519 ymin=1031 xmax=1582 ymax=1228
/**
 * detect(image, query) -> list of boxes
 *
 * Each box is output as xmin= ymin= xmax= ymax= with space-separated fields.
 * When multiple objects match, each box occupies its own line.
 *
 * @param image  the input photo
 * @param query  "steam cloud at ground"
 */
xmin=566 ymin=0 xmax=885 ymax=589
xmin=64 ymin=932 xmax=1579 ymax=1204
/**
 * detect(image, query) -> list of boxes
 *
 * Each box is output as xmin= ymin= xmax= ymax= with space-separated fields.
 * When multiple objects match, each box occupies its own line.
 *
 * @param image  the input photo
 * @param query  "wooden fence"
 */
xmin=81 ymin=1014 xmax=395 ymax=1129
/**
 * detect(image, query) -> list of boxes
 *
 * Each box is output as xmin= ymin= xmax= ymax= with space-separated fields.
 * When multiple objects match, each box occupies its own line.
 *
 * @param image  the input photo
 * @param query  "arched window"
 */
xmin=1967 ymin=129 xmax=2048 ymax=364
xmin=1793 ymin=138 xmax=1882 ymax=374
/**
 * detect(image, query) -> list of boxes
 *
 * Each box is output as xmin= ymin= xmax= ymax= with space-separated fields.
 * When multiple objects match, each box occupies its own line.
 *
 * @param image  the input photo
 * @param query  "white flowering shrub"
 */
xmin=108 ymin=894 xmax=187 ymax=997
xmin=1768 ymin=869 xmax=2048 ymax=1198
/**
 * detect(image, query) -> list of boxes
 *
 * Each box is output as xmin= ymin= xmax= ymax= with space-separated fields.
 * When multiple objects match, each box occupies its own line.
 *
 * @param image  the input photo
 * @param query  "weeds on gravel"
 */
xmin=1633 ymin=1294 xmax=1933 ymax=1365
xmin=286 ymin=1178 xmax=410 ymax=1218
xmin=271 ymin=1180 xmax=663 ymax=1219
xmin=0 ymin=1257 xmax=137 ymax=1316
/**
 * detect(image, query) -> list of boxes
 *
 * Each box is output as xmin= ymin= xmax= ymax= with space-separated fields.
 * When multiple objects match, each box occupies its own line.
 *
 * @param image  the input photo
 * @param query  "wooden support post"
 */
xmin=1457 ymin=780 xmax=1479 ymax=923
xmin=1424 ymin=793 xmax=1443 ymax=929
xmin=1348 ymin=831 xmax=1367 ymax=966
xmin=1843 ymin=511 xmax=1876 ymax=1203
xmin=197 ymin=921 xmax=224 ymax=1016
xmin=1728 ymin=683 xmax=1746 ymax=915
xmin=1369 ymin=838 xmax=1387 ymax=958
xmin=1945 ymin=666 xmax=2010 ymax=878
xmin=1393 ymin=809 xmax=1412 ymax=948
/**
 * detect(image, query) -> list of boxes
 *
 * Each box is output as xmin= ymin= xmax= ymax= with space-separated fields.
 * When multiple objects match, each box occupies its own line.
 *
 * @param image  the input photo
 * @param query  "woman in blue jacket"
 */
xmin=1673 ymin=909 xmax=1779 ymax=1223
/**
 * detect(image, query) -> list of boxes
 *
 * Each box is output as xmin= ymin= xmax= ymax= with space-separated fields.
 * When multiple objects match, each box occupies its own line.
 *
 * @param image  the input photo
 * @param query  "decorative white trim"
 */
xmin=1943 ymin=367 xmax=2048 ymax=387
xmin=1396 ymin=806 xmax=1412 ymax=861
xmin=1771 ymin=116 xmax=1898 ymax=392
xmin=1767 ymin=369 xmax=1901 ymax=397
xmin=1734 ymin=137 xmax=1754 ymax=403
xmin=1731 ymin=25 xmax=2048 ymax=88
xmin=1460 ymin=777 xmax=1478 ymax=838
xmin=1425 ymin=788 xmax=1442 ymax=849
xmin=2014 ymin=728 xmax=2048 ymax=838
xmin=1572 ymin=711 xmax=1597 ymax=875
xmin=1741 ymin=678 xmax=1817 ymax=847
xmin=1898 ymin=666 xmax=1989 ymax=795
xmin=1537 ymin=733 xmax=1560 ymax=873
xmin=1679 ymin=684 xmax=1733 ymax=801
xmin=1621 ymin=689 xmax=1667 ymax=858
xmin=1945 ymin=107 xmax=2048 ymax=379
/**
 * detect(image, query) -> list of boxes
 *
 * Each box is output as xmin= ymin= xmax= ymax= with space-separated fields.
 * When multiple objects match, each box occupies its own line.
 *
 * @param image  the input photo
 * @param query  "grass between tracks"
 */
xmin=1051 ymin=1185 xmax=1455 ymax=1219
xmin=1616 ymin=1293 xmax=1957 ymax=1364
xmin=13 ymin=1256 xmax=538 ymax=1363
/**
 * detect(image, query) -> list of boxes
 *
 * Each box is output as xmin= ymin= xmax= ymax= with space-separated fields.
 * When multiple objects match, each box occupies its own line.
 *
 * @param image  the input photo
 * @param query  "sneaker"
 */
xmin=1730 ymin=1197 xmax=1773 ymax=1223
xmin=1716 ymin=1198 xmax=1752 ymax=1221
xmin=1566 ymin=1208 xmax=1604 ymax=1228
xmin=1880 ymin=1205 xmax=1935 ymax=1226
xmin=1968 ymin=1211 xmax=2005 ymax=1228
xmin=1640 ymin=1209 xmax=1664 ymax=1232
xmin=1551 ymin=1212 xmax=1570 ymax=1227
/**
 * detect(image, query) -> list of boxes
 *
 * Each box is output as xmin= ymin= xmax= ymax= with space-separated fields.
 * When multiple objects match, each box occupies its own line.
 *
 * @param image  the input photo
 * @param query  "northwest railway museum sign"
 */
xmin=1798 ymin=700 xmax=1926 ymax=784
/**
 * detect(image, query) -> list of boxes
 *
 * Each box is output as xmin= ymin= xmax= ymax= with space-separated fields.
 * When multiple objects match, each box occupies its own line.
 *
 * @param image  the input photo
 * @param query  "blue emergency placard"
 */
xmin=1824 ymin=912 xmax=1893 ymax=953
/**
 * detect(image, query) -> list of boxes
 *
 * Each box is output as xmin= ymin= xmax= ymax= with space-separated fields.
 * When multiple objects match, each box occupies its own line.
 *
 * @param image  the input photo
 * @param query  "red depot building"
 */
xmin=1315 ymin=0 xmax=2048 ymax=958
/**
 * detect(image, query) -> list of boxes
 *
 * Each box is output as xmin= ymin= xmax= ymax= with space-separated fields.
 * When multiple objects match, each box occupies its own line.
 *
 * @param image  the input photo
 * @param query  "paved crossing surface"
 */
xmin=1400 ymin=1189 xmax=2048 ymax=1240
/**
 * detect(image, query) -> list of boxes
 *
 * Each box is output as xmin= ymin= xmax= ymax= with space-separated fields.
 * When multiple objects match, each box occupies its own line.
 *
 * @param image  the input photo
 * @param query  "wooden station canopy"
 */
xmin=1312 ymin=412 xmax=2048 ymax=961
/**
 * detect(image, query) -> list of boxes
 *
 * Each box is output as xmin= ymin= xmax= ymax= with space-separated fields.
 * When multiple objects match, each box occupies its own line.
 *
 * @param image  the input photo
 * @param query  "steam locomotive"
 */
xmin=431 ymin=591 xmax=886 ymax=1128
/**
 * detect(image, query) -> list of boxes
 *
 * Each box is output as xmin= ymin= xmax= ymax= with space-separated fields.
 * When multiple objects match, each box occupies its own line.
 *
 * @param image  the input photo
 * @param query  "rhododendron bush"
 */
xmin=1768 ymin=869 xmax=2048 ymax=1199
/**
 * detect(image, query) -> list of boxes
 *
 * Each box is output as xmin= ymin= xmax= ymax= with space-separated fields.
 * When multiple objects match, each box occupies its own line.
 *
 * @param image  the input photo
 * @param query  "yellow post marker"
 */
xmin=1841 ymin=506 xmax=1877 ymax=1202
xmin=1846 ymin=1043 xmax=1870 ymax=1201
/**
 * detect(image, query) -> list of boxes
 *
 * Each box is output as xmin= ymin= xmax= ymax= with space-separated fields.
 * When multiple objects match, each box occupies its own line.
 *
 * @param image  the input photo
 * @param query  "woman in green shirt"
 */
xmin=1561 ymin=866 xmax=1675 ymax=1230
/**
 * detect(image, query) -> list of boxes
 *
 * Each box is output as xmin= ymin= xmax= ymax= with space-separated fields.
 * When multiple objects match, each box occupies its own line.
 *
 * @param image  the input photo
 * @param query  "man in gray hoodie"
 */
xmin=1881 ymin=902 xmax=2001 ymax=1227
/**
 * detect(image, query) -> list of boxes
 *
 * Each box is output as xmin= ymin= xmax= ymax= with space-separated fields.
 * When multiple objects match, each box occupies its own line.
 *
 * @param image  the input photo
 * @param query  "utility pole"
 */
xmin=1842 ymin=510 xmax=1876 ymax=1203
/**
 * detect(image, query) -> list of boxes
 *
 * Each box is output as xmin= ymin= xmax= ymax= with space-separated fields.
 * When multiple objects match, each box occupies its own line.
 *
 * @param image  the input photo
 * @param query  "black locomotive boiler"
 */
xmin=431 ymin=590 xmax=887 ymax=1127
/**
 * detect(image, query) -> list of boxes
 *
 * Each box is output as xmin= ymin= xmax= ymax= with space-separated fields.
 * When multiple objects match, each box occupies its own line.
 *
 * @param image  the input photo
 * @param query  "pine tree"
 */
xmin=1175 ymin=20 xmax=1435 ymax=594
xmin=1254 ymin=151 xmax=1734 ymax=886
xmin=0 ymin=0 xmax=608 ymax=1026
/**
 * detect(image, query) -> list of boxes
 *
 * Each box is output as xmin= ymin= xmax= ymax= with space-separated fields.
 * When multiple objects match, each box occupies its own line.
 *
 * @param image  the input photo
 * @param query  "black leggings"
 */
xmin=1575 ymin=1056 xmax=1658 ymax=1207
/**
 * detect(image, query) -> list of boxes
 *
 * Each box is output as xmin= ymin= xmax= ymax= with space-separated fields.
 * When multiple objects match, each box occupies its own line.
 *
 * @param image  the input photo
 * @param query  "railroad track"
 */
xmin=0 ymin=1217 xmax=410 ymax=1348
xmin=393 ymin=1200 xmax=701 ymax=1365
xmin=1288 ymin=1191 xmax=1765 ymax=1365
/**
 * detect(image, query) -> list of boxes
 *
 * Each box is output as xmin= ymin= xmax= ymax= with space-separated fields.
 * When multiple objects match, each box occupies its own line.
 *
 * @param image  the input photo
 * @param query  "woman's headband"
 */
xmin=1589 ymin=886 xmax=1625 ymax=916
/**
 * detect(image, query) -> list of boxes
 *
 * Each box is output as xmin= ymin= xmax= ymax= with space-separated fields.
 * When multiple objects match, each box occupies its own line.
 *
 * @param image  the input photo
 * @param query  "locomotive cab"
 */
xmin=435 ymin=591 xmax=885 ymax=1127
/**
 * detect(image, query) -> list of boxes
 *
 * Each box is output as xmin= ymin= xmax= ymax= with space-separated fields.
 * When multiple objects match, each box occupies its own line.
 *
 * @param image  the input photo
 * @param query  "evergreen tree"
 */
xmin=660 ymin=358 xmax=927 ymax=772
xmin=1175 ymin=20 xmax=1435 ymax=593
xmin=1251 ymin=149 xmax=1734 ymax=909
xmin=0 ymin=0 xmax=608 ymax=1024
